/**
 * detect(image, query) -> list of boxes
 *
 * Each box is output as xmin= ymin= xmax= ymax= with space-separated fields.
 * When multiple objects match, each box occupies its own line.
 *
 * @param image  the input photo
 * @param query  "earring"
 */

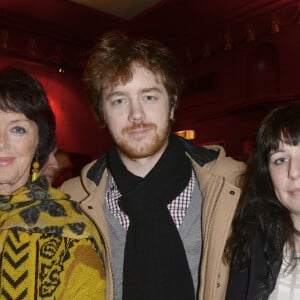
xmin=31 ymin=156 xmax=40 ymax=182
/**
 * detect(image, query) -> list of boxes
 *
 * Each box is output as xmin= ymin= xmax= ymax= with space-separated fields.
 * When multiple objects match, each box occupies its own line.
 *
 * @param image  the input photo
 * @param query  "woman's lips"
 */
xmin=0 ymin=157 xmax=15 ymax=167
xmin=289 ymin=188 xmax=300 ymax=196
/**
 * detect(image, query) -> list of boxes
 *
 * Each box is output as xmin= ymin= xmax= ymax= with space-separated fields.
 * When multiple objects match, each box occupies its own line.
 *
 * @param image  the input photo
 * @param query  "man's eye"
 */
xmin=11 ymin=126 xmax=27 ymax=134
xmin=144 ymin=95 xmax=156 ymax=101
xmin=112 ymin=98 xmax=125 ymax=105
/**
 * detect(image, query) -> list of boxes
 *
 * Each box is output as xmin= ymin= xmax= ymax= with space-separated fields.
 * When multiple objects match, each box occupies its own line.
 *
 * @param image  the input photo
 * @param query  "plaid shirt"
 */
xmin=106 ymin=170 xmax=195 ymax=229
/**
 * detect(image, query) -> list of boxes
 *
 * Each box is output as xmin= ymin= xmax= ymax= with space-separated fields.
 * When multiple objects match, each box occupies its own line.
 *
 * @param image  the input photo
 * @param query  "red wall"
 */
xmin=0 ymin=56 xmax=112 ymax=158
xmin=173 ymin=21 xmax=300 ymax=160
xmin=1 ymin=15 xmax=300 ymax=162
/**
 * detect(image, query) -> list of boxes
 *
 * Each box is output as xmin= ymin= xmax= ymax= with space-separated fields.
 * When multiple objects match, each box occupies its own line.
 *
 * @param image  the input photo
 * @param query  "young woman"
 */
xmin=226 ymin=102 xmax=300 ymax=300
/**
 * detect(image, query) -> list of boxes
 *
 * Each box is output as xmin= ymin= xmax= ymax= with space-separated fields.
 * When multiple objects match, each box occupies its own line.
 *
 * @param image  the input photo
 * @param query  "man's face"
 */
xmin=102 ymin=63 xmax=174 ymax=160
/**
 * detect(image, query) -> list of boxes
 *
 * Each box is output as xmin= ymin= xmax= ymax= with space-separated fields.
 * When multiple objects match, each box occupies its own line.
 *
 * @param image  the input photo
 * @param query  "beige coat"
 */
xmin=60 ymin=145 xmax=244 ymax=300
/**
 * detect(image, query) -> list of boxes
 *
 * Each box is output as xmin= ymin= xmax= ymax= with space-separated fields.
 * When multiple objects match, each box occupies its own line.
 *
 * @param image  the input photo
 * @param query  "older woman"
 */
xmin=225 ymin=102 xmax=300 ymax=300
xmin=0 ymin=67 xmax=106 ymax=299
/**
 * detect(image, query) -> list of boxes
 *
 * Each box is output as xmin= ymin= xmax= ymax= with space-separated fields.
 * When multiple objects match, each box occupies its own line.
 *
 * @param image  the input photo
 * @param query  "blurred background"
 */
xmin=1 ymin=0 xmax=299 ymax=172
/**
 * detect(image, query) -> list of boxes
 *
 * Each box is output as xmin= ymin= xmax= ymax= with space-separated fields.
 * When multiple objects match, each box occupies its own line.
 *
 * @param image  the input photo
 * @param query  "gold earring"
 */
xmin=31 ymin=158 xmax=40 ymax=182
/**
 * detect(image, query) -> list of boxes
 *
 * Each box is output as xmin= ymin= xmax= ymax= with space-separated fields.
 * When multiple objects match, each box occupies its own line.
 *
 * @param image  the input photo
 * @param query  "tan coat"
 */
xmin=60 ymin=145 xmax=244 ymax=300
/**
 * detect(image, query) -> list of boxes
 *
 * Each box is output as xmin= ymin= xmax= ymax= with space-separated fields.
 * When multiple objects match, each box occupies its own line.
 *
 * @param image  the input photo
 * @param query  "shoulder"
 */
xmin=59 ymin=156 xmax=107 ymax=202
xmin=205 ymin=145 xmax=245 ymax=185
xmin=189 ymin=144 xmax=245 ymax=187
xmin=59 ymin=176 xmax=88 ymax=202
xmin=180 ymin=136 xmax=218 ymax=166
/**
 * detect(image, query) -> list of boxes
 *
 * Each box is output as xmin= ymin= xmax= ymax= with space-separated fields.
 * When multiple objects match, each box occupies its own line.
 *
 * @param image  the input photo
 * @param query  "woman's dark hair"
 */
xmin=225 ymin=102 xmax=300 ymax=295
xmin=0 ymin=67 xmax=56 ymax=168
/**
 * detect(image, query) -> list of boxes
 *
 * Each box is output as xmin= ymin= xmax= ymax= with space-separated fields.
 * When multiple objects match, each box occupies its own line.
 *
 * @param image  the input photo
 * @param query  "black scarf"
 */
xmin=107 ymin=134 xmax=195 ymax=300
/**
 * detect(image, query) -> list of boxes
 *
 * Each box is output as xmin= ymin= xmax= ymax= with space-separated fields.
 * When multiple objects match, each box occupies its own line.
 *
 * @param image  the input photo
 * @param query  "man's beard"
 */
xmin=114 ymin=122 xmax=171 ymax=159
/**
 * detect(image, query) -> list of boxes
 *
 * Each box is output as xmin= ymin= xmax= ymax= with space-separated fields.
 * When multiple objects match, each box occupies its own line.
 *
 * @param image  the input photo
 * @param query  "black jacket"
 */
xmin=226 ymin=236 xmax=282 ymax=300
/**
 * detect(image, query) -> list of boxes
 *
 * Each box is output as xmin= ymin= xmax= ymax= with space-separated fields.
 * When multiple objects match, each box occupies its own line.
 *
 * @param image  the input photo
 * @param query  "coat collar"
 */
xmin=86 ymin=137 xmax=219 ymax=187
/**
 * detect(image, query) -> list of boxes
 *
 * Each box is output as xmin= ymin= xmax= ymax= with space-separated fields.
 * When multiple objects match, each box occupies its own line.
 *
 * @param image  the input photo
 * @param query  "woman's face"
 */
xmin=0 ymin=110 xmax=39 ymax=195
xmin=268 ymin=141 xmax=300 ymax=228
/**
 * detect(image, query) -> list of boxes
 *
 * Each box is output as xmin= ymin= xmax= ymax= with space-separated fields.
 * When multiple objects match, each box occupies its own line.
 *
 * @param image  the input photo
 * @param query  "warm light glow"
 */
xmin=271 ymin=13 xmax=280 ymax=33
xmin=246 ymin=23 xmax=255 ymax=42
xmin=175 ymin=130 xmax=197 ymax=140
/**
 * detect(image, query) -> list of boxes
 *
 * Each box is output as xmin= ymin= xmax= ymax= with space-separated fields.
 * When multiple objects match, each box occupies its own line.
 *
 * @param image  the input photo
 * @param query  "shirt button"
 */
xmin=88 ymin=205 xmax=93 ymax=209
xmin=229 ymin=190 xmax=235 ymax=195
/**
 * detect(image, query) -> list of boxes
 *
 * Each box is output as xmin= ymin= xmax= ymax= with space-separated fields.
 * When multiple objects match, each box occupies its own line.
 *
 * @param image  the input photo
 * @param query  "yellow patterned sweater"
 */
xmin=0 ymin=176 xmax=106 ymax=300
